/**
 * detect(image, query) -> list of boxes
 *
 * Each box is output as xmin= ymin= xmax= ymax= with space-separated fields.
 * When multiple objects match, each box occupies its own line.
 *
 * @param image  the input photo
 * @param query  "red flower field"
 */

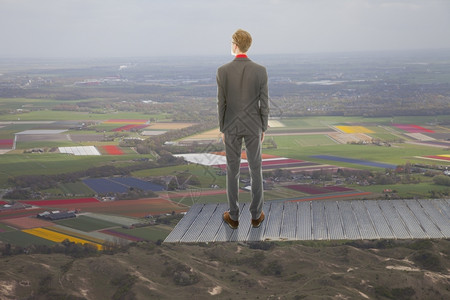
xmin=424 ymin=155 xmax=450 ymax=161
xmin=102 ymin=145 xmax=124 ymax=155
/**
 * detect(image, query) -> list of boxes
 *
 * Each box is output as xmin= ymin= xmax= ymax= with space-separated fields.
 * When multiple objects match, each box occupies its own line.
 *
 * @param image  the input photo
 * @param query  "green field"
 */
xmin=1 ymin=114 xmax=449 ymax=198
xmin=0 ymin=108 xmax=169 ymax=121
xmin=266 ymin=136 xmax=448 ymax=168
xmin=288 ymin=134 xmax=337 ymax=147
xmin=357 ymin=181 xmax=450 ymax=198
xmin=134 ymin=164 xmax=227 ymax=189
xmin=0 ymin=230 xmax=56 ymax=247
xmin=54 ymin=215 xmax=121 ymax=232
xmin=52 ymin=182 xmax=95 ymax=196
xmin=0 ymin=223 xmax=15 ymax=233
xmin=0 ymin=154 xmax=143 ymax=187
xmin=114 ymin=225 xmax=171 ymax=241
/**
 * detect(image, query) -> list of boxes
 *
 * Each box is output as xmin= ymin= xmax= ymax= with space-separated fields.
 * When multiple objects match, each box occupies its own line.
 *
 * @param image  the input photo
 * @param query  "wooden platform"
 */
xmin=164 ymin=199 xmax=450 ymax=243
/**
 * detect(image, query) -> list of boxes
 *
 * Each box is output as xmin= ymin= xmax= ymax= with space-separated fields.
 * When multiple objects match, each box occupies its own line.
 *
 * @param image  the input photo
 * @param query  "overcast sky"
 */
xmin=1 ymin=0 xmax=449 ymax=58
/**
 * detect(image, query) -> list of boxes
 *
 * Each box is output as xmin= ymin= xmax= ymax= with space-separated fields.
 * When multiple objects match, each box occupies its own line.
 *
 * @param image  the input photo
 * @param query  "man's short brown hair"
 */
xmin=232 ymin=29 xmax=252 ymax=53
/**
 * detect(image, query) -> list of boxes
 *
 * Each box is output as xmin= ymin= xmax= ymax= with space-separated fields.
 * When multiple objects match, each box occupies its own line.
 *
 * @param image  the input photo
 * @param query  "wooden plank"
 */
xmin=312 ymin=201 xmax=328 ymax=240
xmin=197 ymin=203 xmax=227 ymax=242
xmin=338 ymin=201 xmax=360 ymax=240
xmin=419 ymin=199 xmax=450 ymax=237
xmin=324 ymin=201 xmax=345 ymax=240
xmin=180 ymin=204 xmax=218 ymax=243
xmin=352 ymin=201 xmax=378 ymax=239
xmin=364 ymin=200 xmax=395 ymax=239
xmin=264 ymin=202 xmax=284 ymax=240
xmin=280 ymin=202 xmax=297 ymax=240
xmin=392 ymin=200 xmax=428 ymax=239
xmin=248 ymin=202 xmax=270 ymax=242
xmin=296 ymin=201 xmax=312 ymax=240
xmin=163 ymin=203 xmax=204 ymax=243
xmin=233 ymin=203 xmax=252 ymax=242
xmin=405 ymin=200 xmax=443 ymax=239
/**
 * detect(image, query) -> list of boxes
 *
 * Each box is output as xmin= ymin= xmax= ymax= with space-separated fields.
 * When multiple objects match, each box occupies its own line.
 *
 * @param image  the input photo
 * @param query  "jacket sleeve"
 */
xmin=216 ymin=69 xmax=226 ymax=133
xmin=259 ymin=68 xmax=269 ymax=132
xmin=216 ymin=70 xmax=227 ymax=132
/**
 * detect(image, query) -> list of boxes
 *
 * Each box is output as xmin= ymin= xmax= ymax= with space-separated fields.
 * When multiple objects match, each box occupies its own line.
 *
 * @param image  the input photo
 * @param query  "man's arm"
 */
xmin=259 ymin=68 xmax=269 ymax=132
xmin=216 ymin=70 xmax=226 ymax=133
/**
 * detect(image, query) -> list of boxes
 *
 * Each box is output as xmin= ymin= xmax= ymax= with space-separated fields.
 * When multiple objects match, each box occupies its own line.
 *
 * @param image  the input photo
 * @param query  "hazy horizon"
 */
xmin=1 ymin=0 xmax=449 ymax=59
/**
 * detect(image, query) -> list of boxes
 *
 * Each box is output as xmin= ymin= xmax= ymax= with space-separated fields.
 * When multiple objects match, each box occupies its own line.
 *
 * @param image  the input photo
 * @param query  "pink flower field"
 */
xmin=393 ymin=124 xmax=434 ymax=133
xmin=112 ymin=124 xmax=148 ymax=132
xmin=0 ymin=139 xmax=13 ymax=148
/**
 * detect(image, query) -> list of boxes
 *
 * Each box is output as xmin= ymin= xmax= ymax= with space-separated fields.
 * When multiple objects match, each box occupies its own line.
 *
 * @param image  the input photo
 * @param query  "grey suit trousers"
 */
xmin=224 ymin=132 xmax=264 ymax=221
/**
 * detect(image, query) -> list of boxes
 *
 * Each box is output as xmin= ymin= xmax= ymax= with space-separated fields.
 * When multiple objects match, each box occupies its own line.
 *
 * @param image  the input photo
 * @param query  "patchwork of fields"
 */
xmin=1 ymin=115 xmax=449 ymax=248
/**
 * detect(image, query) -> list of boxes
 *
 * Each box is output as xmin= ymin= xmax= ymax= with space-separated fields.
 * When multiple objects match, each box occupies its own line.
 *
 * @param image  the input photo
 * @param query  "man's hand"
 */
xmin=261 ymin=132 xmax=265 ymax=143
xmin=221 ymin=133 xmax=225 ymax=144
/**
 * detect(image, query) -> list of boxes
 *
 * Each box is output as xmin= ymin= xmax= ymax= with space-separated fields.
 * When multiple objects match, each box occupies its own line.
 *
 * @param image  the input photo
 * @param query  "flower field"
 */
xmin=23 ymin=227 xmax=103 ymax=249
xmin=48 ymin=226 xmax=106 ymax=245
xmin=0 ymin=139 xmax=13 ymax=148
xmin=312 ymin=155 xmax=396 ymax=169
xmin=212 ymin=151 xmax=280 ymax=160
xmin=335 ymin=126 xmax=374 ymax=133
xmin=422 ymin=154 xmax=450 ymax=162
xmin=215 ymin=158 xmax=306 ymax=170
xmin=111 ymin=124 xmax=148 ymax=132
xmin=328 ymin=132 xmax=373 ymax=144
xmin=83 ymin=177 xmax=165 ymax=194
xmin=183 ymin=128 xmax=221 ymax=140
xmin=102 ymin=145 xmax=124 ymax=155
xmin=146 ymin=122 xmax=195 ymax=130
xmin=176 ymin=152 xmax=343 ymax=174
xmin=393 ymin=124 xmax=434 ymax=133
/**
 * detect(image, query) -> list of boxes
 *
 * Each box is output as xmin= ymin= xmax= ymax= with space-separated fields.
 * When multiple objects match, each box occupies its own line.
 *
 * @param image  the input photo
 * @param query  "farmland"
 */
xmin=1 ymin=115 xmax=449 ymax=205
xmin=0 ymin=52 xmax=450 ymax=250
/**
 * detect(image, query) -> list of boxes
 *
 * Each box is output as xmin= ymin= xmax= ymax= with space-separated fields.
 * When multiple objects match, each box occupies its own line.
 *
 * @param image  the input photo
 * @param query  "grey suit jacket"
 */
xmin=217 ymin=57 xmax=269 ymax=135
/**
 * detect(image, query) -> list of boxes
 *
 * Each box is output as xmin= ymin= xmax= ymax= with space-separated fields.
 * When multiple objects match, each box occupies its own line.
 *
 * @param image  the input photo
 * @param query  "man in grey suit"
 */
xmin=216 ymin=29 xmax=269 ymax=229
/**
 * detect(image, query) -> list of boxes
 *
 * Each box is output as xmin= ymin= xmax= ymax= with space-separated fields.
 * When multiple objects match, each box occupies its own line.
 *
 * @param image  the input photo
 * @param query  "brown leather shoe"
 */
xmin=223 ymin=211 xmax=239 ymax=229
xmin=251 ymin=211 xmax=265 ymax=228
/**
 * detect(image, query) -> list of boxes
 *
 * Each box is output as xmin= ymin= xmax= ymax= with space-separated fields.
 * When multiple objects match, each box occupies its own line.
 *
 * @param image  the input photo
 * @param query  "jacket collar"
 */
xmin=234 ymin=56 xmax=250 ymax=61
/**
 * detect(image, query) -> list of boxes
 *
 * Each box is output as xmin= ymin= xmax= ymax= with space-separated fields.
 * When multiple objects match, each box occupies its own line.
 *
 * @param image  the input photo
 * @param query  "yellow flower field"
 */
xmin=335 ymin=125 xmax=374 ymax=134
xmin=48 ymin=226 xmax=105 ymax=245
xmin=23 ymin=227 xmax=103 ymax=250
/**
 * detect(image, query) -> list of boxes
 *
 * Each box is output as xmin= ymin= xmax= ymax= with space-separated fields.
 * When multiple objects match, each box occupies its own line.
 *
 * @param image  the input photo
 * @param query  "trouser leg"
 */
xmin=244 ymin=133 xmax=264 ymax=220
xmin=224 ymin=133 xmax=242 ymax=221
